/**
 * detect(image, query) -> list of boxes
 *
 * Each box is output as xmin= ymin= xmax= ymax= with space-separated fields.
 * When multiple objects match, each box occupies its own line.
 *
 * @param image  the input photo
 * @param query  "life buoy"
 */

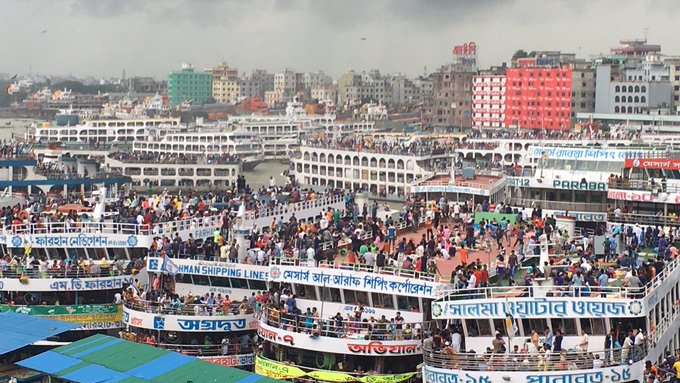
xmin=18 ymin=211 xmax=29 ymax=220
xmin=316 ymin=352 xmax=336 ymax=369
xmin=340 ymin=249 xmax=347 ymax=257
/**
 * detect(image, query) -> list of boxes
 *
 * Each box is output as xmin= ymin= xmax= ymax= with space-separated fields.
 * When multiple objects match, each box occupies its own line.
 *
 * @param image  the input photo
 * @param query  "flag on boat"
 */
xmin=162 ymin=256 xmax=179 ymax=275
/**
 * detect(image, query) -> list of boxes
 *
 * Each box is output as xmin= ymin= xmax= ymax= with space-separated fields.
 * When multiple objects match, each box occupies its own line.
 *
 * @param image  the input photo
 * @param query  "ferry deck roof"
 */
xmin=18 ymin=334 xmax=284 ymax=383
xmin=0 ymin=311 xmax=78 ymax=356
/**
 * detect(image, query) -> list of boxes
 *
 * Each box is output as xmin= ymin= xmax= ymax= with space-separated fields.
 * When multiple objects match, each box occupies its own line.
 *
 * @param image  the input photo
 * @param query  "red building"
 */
xmin=504 ymin=62 xmax=572 ymax=130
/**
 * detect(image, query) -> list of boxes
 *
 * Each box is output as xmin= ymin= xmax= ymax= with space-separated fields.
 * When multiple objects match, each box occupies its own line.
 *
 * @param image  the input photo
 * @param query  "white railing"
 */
xmin=241 ymin=195 xmax=345 ymax=222
xmin=6 ymin=215 xmax=224 ymax=238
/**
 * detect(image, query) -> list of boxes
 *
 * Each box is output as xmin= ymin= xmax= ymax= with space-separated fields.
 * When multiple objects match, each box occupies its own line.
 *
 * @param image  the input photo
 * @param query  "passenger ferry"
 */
xmin=423 ymin=239 xmax=680 ymax=383
xmin=128 ymin=127 xmax=263 ymax=171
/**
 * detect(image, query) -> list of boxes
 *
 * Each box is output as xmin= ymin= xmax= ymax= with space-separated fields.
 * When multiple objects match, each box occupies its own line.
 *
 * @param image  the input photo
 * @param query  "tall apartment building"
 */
xmin=424 ymin=64 xmax=475 ymax=129
xmin=472 ymin=68 xmax=506 ymax=129
xmin=570 ymin=60 xmax=596 ymax=119
xmin=665 ymin=58 xmax=680 ymax=114
xmin=504 ymin=59 xmax=572 ymax=130
xmin=167 ymin=64 xmax=212 ymax=106
xmin=595 ymin=57 xmax=672 ymax=115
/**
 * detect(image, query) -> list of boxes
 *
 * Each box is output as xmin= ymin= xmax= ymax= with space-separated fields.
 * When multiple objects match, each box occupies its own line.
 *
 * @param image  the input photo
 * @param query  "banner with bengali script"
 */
xmin=254 ymin=357 xmax=417 ymax=383
xmin=0 ymin=304 xmax=122 ymax=324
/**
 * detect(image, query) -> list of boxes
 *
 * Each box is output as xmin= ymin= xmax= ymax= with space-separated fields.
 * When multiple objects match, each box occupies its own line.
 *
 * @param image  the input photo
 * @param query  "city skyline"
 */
xmin=2 ymin=0 xmax=679 ymax=79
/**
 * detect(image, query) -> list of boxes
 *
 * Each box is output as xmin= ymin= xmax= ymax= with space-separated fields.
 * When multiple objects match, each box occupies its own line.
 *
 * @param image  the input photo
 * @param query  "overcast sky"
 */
xmin=3 ymin=0 xmax=678 ymax=80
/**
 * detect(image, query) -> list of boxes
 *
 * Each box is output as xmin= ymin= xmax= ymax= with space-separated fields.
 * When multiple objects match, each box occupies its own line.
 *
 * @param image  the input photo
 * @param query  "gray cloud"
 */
xmin=1 ymin=0 xmax=679 ymax=79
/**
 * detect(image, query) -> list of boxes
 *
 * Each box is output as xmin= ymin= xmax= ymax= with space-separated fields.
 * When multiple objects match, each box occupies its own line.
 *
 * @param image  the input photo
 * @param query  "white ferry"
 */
xmin=424 ymin=239 xmax=680 ymax=383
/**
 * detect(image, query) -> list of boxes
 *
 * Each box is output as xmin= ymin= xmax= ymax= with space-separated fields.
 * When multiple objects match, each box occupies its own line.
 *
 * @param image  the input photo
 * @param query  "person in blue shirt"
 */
xmin=597 ymin=269 xmax=609 ymax=298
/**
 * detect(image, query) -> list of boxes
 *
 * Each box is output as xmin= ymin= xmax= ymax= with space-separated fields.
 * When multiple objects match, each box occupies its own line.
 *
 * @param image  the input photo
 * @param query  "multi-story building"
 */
xmin=126 ymin=77 xmax=167 ymax=93
xmin=413 ymin=76 xmax=434 ymax=104
xmin=337 ymin=70 xmax=362 ymax=106
xmin=167 ymin=64 xmax=212 ymax=106
xmin=472 ymin=69 xmax=506 ymax=129
xmin=664 ymin=58 xmax=680 ymax=114
xmin=504 ymin=59 xmax=572 ymax=130
xmin=595 ymin=57 xmax=672 ymax=115
xmin=208 ymin=62 xmax=238 ymax=82
xmin=241 ymin=70 xmax=274 ymax=100
xmin=311 ymin=85 xmax=338 ymax=103
xmin=424 ymin=64 xmax=475 ymax=129
xmin=570 ymin=60 xmax=596 ymax=119
xmin=212 ymin=77 xmax=242 ymax=104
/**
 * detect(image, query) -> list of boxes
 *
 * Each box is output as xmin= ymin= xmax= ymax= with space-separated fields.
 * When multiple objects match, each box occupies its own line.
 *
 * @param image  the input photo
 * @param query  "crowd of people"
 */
xmin=108 ymin=151 xmax=240 ymax=165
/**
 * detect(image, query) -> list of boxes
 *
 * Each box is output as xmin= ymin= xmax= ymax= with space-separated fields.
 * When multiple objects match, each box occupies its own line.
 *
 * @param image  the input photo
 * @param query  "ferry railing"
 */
xmin=124 ymin=298 xmax=254 ymax=317
xmin=607 ymin=212 xmax=680 ymax=227
xmin=256 ymin=354 xmax=418 ymax=380
xmin=609 ymin=179 xmax=680 ymax=194
xmin=423 ymin=343 xmax=649 ymax=372
xmin=6 ymin=214 xmax=224 ymax=237
xmin=649 ymin=303 xmax=680 ymax=347
xmin=261 ymin=307 xmax=427 ymax=341
xmin=270 ymin=257 xmax=439 ymax=282
xmin=411 ymin=179 xmax=501 ymax=191
xmin=157 ymin=343 xmax=254 ymax=357
xmin=506 ymin=198 xmax=605 ymax=212
xmin=241 ymin=195 xmax=345 ymax=222
xmin=0 ymin=263 xmax=133 ymax=279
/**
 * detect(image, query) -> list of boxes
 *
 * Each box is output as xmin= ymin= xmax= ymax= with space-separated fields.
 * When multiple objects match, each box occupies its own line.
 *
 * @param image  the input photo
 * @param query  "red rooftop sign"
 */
xmin=453 ymin=42 xmax=477 ymax=56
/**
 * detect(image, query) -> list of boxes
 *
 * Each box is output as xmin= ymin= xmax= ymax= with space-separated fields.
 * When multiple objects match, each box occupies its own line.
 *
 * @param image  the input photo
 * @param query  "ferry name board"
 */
xmin=7 ymin=233 xmax=152 ymax=248
xmin=269 ymin=265 xmax=447 ymax=298
xmin=509 ymin=177 xmax=607 ymax=191
xmin=122 ymin=306 xmax=258 ymax=332
xmin=625 ymin=158 xmax=680 ymax=170
xmin=432 ymin=297 xmax=644 ymax=319
xmin=528 ymin=146 xmax=639 ymax=161
xmin=146 ymin=257 xmax=269 ymax=280
xmin=423 ymin=364 xmax=640 ymax=383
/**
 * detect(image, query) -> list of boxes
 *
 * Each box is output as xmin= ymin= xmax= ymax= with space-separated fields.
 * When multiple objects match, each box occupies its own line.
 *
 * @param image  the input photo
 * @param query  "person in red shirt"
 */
xmin=480 ymin=264 xmax=490 ymax=287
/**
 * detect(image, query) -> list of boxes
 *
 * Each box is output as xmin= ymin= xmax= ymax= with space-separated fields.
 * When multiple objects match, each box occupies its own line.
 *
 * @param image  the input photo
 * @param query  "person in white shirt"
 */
xmin=451 ymin=330 xmax=462 ymax=353
xmin=592 ymin=354 xmax=603 ymax=369
xmin=577 ymin=330 xmax=589 ymax=351
xmin=363 ymin=251 xmax=375 ymax=268
xmin=113 ymin=292 xmax=123 ymax=304
xmin=467 ymin=272 xmax=477 ymax=289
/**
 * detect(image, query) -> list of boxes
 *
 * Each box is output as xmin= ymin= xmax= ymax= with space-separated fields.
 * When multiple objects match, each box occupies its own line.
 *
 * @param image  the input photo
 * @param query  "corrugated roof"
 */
xmin=18 ymin=334 xmax=284 ymax=383
xmin=0 ymin=311 xmax=78 ymax=356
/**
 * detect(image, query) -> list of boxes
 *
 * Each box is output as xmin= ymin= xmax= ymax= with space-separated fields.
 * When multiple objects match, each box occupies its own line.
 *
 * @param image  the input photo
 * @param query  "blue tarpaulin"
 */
xmin=0 ymin=311 xmax=78 ymax=355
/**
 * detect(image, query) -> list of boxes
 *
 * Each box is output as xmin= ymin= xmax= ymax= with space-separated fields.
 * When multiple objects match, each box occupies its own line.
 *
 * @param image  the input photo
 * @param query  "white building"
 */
xmin=472 ymin=74 xmax=506 ymax=129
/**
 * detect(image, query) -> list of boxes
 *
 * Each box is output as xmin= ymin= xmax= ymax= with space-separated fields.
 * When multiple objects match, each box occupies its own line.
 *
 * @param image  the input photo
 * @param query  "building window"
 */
xmin=641 ymin=86 xmax=646 ymax=92
xmin=615 ymin=106 xmax=620 ymax=113
xmin=641 ymin=96 xmax=646 ymax=103
xmin=614 ymin=96 xmax=620 ymax=102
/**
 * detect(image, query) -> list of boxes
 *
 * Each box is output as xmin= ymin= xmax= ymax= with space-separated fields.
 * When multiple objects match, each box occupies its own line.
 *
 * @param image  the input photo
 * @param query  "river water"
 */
xmin=0 ymin=118 xmax=290 ymax=190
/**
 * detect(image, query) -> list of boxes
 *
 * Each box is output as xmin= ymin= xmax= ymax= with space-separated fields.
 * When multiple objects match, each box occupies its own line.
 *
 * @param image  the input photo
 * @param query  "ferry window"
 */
xmin=322 ymin=287 xmax=342 ymax=303
xmin=210 ymin=277 xmax=231 ymax=288
xmin=397 ymin=296 xmax=420 ymax=311
xmin=355 ymin=291 xmax=370 ymax=306
xmin=297 ymin=284 xmax=316 ymax=300
xmin=583 ymin=161 xmax=598 ymax=171
xmin=580 ymin=318 xmax=606 ymax=335
xmin=493 ymin=319 xmax=506 ymax=335
xmin=248 ymin=280 xmax=267 ymax=291
xmin=230 ymin=278 xmax=247 ymax=288
xmin=574 ymin=192 xmax=586 ymax=203
xmin=559 ymin=192 xmax=570 ymax=202
xmin=551 ymin=318 xmax=577 ymax=335
xmin=343 ymin=289 xmax=356 ymax=304
xmin=521 ymin=319 xmax=547 ymax=335
xmin=177 ymin=274 xmax=193 ymax=284
xmin=466 ymin=319 xmax=493 ymax=337
xmin=191 ymin=275 xmax=210 ymax=286
xmin=372 ymin=293 xmax=394 ymax=309
xmin=590 ymin=194 xmax=603 ymax=203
